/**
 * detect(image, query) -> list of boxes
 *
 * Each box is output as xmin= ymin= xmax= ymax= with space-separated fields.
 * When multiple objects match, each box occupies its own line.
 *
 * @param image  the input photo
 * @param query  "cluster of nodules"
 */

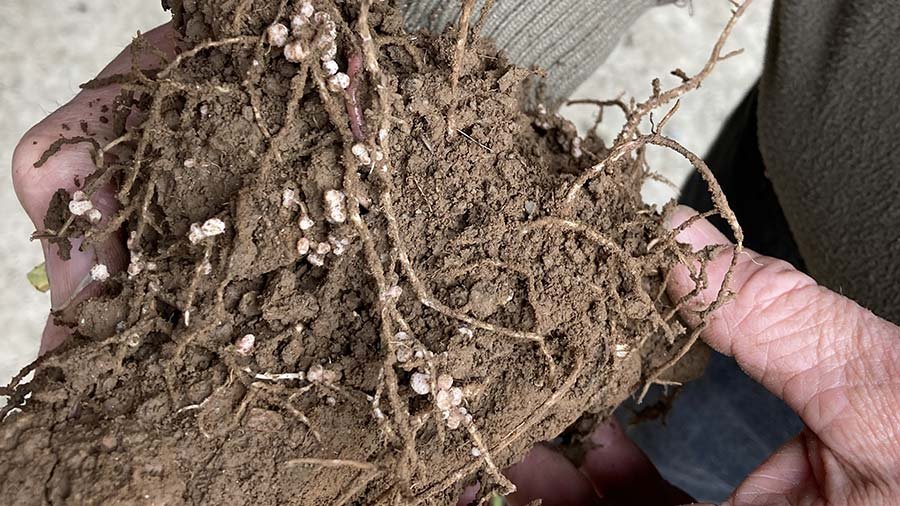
xmin=125 ymin=231 xmax=160 ymax=279
xmin=266 ymin=1 xmax=349 ymax=92
xmin=533 ymin=104 xmax=584 ymax=159
xmin=283 ymin=187 xmax=352 ymax=267
xmin=82 ymin=179 xmax=355 ymax=290
xmin=351 ymin=141 xmax=386 ymax=168
xmin=67 ymin=191 xmax=102 ymax=224
xmin=236 ymin=333 xmax=343 ymax=400
xmin=66 ymin=190 xmax=142 ymax=283
xmin=187 ymin=218 xmax=227 ymax=245
xmin=410 ymin=369 xmax=472 ymax=431
xmin=390 ymin=327 xmax=475 ymax=432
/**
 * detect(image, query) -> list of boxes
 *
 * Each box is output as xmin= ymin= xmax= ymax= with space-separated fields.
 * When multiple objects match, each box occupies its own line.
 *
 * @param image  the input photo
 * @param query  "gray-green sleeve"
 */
xmin=758 ymin=0 xmax=900 ymax=323
xmin=402 ymin=0 xmax=663 ymax=103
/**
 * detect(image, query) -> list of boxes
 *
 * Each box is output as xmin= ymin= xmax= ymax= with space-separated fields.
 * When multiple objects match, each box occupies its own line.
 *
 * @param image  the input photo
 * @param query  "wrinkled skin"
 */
xmin=661 ymin=207 xmax=900 ymax=506
xmin=12 ymin=23 xmax=900 ymax=506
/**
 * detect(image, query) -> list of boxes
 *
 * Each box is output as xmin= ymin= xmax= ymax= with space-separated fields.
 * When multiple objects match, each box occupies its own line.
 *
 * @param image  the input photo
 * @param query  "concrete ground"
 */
xmin=0 ymin=0 xmax=772 ymax=393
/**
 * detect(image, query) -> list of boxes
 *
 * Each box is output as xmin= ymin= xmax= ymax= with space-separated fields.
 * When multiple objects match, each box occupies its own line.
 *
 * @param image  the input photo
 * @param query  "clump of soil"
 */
xmin=1 ymin=0 xmax=744 ymax=504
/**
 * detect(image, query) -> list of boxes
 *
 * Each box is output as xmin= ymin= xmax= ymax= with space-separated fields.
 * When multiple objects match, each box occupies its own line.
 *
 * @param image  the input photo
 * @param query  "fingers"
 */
xmin=11 ymin=24 xmax=176 ymax=352
xmin=582 ymin=419 xmax=693 ymax=506
xmin=504 ymin=444 xmax=598 ymax=506
xmin=666 ymin=206 xmax=900 ymax=474
xmin=722 ymin=431 xmax=817 ymax=506
xmin=457 ymin=420 xmax=693 ymax=506
xmin=456 ymin=444 xmax=597 ymax=506
xmin=581 ymin=418 xmax=659 ymax=493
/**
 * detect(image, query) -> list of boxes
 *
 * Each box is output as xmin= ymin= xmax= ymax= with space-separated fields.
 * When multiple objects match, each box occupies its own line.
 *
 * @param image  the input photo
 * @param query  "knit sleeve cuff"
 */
xmin=403 ymin=0 xmax=660 ymax=103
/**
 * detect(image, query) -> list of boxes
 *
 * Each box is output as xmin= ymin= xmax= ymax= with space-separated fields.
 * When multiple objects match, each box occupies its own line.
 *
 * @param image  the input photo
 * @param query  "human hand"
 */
xmin=463 ymin=205 xmax=899 ymax=506
xmin=11 ymin=24 xmax=176 ymax=354
xmin=661 ymin=205 xmax=900 ymax=505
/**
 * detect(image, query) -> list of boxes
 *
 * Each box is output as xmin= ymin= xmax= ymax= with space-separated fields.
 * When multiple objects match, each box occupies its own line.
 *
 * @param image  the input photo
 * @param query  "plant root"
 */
xmin=3 ymin=1 xmax=757 ymax=504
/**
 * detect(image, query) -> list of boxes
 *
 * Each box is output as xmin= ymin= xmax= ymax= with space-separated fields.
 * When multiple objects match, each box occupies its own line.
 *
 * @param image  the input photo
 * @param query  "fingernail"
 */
xmin=588 ymin=418 xmax=625 ymax=447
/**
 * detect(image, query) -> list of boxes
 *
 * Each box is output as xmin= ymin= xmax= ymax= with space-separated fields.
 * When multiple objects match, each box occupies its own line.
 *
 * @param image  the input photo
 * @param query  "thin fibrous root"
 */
xmin=615 ymin=0 xmax=753 ymax=144
xmin=638 ymin=243 xmax=740 ymax=402
xmin=661 ymin=230 xmax=717 ymax=323
xmin=248 ymin=370 xmax=304 ymax=382
xmin=497 ymin=356 xmax=583 ymax=449
xmin=365 ymin=115 xmax=555 ymax=371
xmin=335 ymin=469 xmax=383 ymax=506
xmin=117 ymin=84 xmax=164 ymax=203
xmin=633 ymin=148 xmax=747 ymax=398
xmin=436 ymin=295 xmax=554 ymax=368
xmin=450 ymin=0 xmax=476 ymax=96
xmin=182 ymin=243 xmax=213 ymax=327
xmin=414 ymin=357 xmax=583 ymax=504
xmin=370 ymin=367 xmax=399 ymax=443
xmin=563 ymin=137 xmax=642 ymax=206
xmin=241 ymin=0 xmax=289 ymax=140
xmin=286 ymin=391 xmax=323 ymax=443
xmin=33 ymin=136 xmax=101 ymax=169
xmin=566 ymin=97 xmax=631 ymax=133
xmin=389 ymin=314 xmax=446 ymax=443
xmin=565 ymin=133 xmax=743 ymax=246
xmin=0 ymin=349 xmax=59 ymax=419
xmin=403 ymin=234 xmax=554 ymax=376
xmin=285 ymin=457 xmax=379 ymax=471
xmin=654 ymin=98 xmax=681 ymax=134
xmin=157 ymin=36 xmax=258 ymax=79
xmin=246 ymin=61 xmax=310 ymax=184
xmin=446 ymin=0 xmax=477 ymax=134
xmin=467 ymin=422 xmax=516 ymax=501
xmin=231 ymin=0 xmax=255 ymax=33
xmin=471 ymin=0 xmax=496 ymax=43
xmin=357 ymin=0 xmax=393 ymax=137
xmin=358 ymin=6 xmax=557 ymax=493
xmin=311 ymin=43 xmax=421 ymax=492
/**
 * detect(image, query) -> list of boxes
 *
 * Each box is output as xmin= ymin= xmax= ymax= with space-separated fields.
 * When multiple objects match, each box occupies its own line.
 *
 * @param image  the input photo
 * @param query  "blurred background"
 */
xmin=0 ymin=0 xmax=772 ymax=416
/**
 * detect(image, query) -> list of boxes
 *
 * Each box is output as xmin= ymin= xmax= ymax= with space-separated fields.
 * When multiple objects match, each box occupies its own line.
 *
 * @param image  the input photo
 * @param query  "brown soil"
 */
xmin=1 ymin=1 xmax=744 ymax=504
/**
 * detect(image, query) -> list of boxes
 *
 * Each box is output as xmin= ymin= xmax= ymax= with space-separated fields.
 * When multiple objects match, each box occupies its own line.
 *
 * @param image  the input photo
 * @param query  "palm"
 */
xmin=12 ymin=25 xmax=177 ymax=352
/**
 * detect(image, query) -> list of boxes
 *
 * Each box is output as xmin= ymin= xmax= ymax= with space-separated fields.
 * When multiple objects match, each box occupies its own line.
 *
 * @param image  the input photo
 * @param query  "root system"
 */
xmin=1 ymin=0 xmax=749 ymax=504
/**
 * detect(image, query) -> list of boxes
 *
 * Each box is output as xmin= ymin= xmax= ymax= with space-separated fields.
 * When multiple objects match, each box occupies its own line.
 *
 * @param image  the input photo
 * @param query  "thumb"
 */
xmin=11 ymin=24 xmax=176 ymax=353
xmin=581 ymin=418 xmax=694 ymax=505
xmin=666 ymin=206 xmax=900 ymax=474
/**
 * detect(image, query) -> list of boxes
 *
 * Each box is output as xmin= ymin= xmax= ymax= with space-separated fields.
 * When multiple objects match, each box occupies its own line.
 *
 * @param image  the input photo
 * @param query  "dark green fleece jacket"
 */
xmin=759 ymin=1 xmax=900 ymax=323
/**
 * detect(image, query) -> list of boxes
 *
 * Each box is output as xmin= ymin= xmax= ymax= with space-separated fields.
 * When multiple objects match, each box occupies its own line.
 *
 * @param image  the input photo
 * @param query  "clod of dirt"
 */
xmin=1 ymin=0 xmax=746 ymax=504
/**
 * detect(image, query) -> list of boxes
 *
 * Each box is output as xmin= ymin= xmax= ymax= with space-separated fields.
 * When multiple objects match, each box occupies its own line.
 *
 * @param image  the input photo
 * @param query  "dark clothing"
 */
xmin=682 ymin=84 xmax=806 ymax=271
xmin=758 ymin=0 xmax=900 ymax=323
